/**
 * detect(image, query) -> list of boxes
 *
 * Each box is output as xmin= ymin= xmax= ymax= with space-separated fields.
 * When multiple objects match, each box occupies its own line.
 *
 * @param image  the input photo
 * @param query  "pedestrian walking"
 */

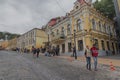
xmin=36 ymin=48 xmax=40 ymax=58
xmin=52 ymin=46 xmax=56 ymax=56
xmin=55 ymin=46 xmax=59 ymax=56
xmin=90 ymin=44 xmax=99 ymax=71
xmin=32 ymin=46 xmax=36 ymax=57
xmin=85 ymin=45 xmax=92 ymax=70
xmin=56 ymin=46 xmax=60 ymax=56
xmin=72 ymin=46 xmax=76 ymax=57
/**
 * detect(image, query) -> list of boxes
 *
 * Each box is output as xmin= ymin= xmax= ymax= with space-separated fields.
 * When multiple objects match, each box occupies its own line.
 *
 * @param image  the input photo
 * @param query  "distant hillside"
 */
xmin=0 ymin=32 xmax=20 ymax=40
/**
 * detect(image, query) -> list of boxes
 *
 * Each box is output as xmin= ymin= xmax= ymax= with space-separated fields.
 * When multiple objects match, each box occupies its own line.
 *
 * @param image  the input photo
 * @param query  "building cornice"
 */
xmin=89 ymin=6 xmax=114 ymax=24
xmin=50 ymin=17 xmax=70 ymax=30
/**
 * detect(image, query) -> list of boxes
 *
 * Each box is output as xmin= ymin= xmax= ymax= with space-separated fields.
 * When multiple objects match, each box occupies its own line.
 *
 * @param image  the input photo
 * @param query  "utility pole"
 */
xmin=74 ymin=29 xmax=77 ymax=60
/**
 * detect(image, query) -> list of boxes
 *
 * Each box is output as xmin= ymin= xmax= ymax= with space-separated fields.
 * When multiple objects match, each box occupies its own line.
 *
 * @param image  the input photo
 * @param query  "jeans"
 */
xmin=93 ymin=57 xmax=98 ymax=70
xmin=86 ymin=57 xmax=91 ymax=70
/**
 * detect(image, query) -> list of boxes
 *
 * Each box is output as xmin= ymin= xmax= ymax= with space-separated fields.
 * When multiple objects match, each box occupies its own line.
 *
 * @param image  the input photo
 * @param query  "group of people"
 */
xmin=84 ymin=44 xmax=98 ymax=71
xmin=45 ymin=46 xmax=60 ymax=57
xmin=32 ymin=47 xmax=40 ymax=58
xmin=51 ymin=46 xmax=60 ymax=56
xmin=24 ymin=44 xmax=98 ymax=71
xmin=31 ymin=46 xmax=60 ymax=58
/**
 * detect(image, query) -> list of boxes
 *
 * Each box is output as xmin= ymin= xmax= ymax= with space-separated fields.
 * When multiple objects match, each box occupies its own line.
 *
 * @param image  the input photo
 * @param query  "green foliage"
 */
xmin=0 ymin=32 xmax=20 ymax=40
xmin=93 ymin=0 xmax=115 ymax=19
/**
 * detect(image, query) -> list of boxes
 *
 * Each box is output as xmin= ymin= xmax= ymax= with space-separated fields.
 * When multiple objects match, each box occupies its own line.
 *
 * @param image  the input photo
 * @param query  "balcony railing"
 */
xmin=53 ymin=33 xmax=65 ymax=39
xmin=51 ymin=33 xmax=65 ymax=43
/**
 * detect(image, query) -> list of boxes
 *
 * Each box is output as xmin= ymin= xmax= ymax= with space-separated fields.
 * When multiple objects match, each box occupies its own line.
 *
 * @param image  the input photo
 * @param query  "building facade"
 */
xmin=0 ymin=40 xmax=3 ymax=49
xmin=47 ymin=0 xmax=118 ymax=56
xmin=113 ymin=0 xmax=120 ymax=49
xmin=7 ymin=38 xmax=17 ymax=50
xmin=1 ymin=41 xmax=9 ymax=49
xmin=17 ymin=28 xmax=48 ymax=51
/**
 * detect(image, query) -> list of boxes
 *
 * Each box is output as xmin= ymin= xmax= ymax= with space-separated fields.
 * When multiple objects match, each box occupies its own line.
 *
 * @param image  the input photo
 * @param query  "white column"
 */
xmin=60 ymin=44 xmax=62 ymax=54
xmin=65 ymin=41 xmax=68 ymax=53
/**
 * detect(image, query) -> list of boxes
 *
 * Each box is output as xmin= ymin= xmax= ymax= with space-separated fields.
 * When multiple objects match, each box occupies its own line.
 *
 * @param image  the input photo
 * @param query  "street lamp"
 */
xmin=73 ymin=29 xmax=77 ymax=60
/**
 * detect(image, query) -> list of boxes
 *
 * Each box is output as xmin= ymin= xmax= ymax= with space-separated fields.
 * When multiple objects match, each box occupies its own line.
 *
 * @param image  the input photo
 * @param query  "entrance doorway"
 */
xmin=62 ymin=44 xmax=65 ymax=53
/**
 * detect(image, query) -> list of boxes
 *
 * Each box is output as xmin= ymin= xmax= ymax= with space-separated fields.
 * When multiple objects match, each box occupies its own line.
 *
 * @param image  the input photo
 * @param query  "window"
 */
xmin=77 ymin=19 xmax=82 ymax=31
xmin=57 ymin=29 xmax=59 ymax=35
xmin=62 ymin=44 xmax=65 ymax=53
xmin=108 ymin=26 xmax=111 ymax=34
xmin=61 ymin=27 xmax=64 ymax=33
xmin=67 ymin=24 xmax=71 ymax=35
xmin=104 ymin=24 xmax=107 ymax=33
xmin=76 ymin=6 xmax=79 ymax=9
xmin=94 ymin=39 xmax=99 ymax=49
xmin=32 ymin=38 xmax=34 ymax=43
xmin=92 ymin=19 xmax=96 ymax=30
xmin=78 ymin=40 xmax=83 ymax=51
xmin=110 ymin=27 xmax=113 ymax=35
xmin=105 ymin=25 xmax=107 ymax=33
xmin=98 ymin=21 xmax=102 ymax=31
xmin=101 ymin=24 xmax=104 ymax=32
xmin=112 ymin=43 xmax=115 ymax=52
xmin=107 ymin=41 xmax=110 ymax=50
xmin=101 ymin=40 xmax=105 ymax=50
xmin=106 ymin=26 xmax=109 ymax=34
xmin=113 ymin=28 xmax=116 ymax=36
xmin=68 ymin=42 xmax=72 ymax=52
xmin=61 ymin=27 xmax=65 ymax=35
xmin=51 ymin=31 xmax=55 ymax=37
xmin=31 ymin=32 xmax=32 ymax=37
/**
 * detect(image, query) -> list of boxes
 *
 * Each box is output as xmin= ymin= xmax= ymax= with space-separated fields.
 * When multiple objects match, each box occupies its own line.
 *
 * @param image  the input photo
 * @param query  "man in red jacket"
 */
xmin=90 ymin=44 xmax=98 ymax=71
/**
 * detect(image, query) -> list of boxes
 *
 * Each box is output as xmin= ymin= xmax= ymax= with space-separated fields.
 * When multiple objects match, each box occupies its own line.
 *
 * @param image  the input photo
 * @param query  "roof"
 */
xmin=77 ymin=0 xmax=85 ymax=4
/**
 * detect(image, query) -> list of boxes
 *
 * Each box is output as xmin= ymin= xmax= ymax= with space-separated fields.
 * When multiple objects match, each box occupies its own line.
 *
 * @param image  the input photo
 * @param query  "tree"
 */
xmin=0 ymin=31 xmax=20 ymax=40
xmin=93 ymin=0 xmax=116 ymax=19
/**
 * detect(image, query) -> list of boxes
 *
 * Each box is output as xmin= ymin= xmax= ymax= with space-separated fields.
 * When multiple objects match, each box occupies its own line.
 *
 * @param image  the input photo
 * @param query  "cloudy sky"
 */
xmin=0 ymin=0 xmax=95 ymax=34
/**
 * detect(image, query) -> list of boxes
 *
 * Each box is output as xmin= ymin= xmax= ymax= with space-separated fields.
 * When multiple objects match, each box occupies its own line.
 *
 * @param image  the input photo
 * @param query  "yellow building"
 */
xmin=17 ymin=28 xmax=48 ymax=51
xmin=0 ymin=40 xmax=3 ymax=49
xmin=7 ymin=38 xmax=17 ymax=50
xmin=46 ymin=0 xmax=118 ymax=56
xmin=1 ymin=40 xmax=9 ymax=49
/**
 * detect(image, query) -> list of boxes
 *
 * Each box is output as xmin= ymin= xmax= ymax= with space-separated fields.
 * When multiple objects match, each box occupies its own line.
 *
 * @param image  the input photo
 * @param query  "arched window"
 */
xmin=108 ymin=26 xmax=111 ymax=34
xmin=98 ymin=21 xmax=102 ymax=31
xmin=106 ymin=25 xmax=109 ymax=34
xmin=77 ymin=19 xmax=82 ymax=31
xmin=101 ymin=24 xmax=104 ymax=32
xmin=51 ymin=31 xmax=54 ymax=37
xmin=61 ymin=27 xmax=64 ymax=34
xmin=92 ymin=19 xmax=96 ymax=30
xmin=105 ymin=25 xmax=107 ymax=33
xmin=103 ymin=24 xmax=106 ymax=33
xmin=67 ymin=24 xmax=71 ymax=34
xmin=101 ymin=40 xmax=105 ymax=50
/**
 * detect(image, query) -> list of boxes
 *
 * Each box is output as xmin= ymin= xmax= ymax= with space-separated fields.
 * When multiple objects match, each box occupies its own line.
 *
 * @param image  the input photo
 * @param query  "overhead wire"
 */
xmin=55 ymin=0 xmax=67 ymax=13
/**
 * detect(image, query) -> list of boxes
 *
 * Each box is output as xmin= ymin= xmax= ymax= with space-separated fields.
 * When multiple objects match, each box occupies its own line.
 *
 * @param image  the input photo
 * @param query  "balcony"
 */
xmin=51 ymin=33 xmax=66 ymax=44
xmin=88 ymin=29 xmax=117 ymax=40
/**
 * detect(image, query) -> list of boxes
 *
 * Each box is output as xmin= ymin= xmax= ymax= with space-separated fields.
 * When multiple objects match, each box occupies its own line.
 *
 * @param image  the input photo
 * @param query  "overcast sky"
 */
xmin=0 ymin=0 xmax=95 ymax=34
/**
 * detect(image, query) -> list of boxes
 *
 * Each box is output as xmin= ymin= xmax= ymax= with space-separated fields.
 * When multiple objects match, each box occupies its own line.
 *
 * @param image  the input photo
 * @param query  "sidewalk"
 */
xmin=55 ymin=55 xmax=120 ymax=67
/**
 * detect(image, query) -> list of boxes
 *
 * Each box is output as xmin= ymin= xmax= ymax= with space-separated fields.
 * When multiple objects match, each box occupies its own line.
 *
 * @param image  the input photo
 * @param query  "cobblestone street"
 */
xmin=0 ymin=51 xmax=120 ymax=80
